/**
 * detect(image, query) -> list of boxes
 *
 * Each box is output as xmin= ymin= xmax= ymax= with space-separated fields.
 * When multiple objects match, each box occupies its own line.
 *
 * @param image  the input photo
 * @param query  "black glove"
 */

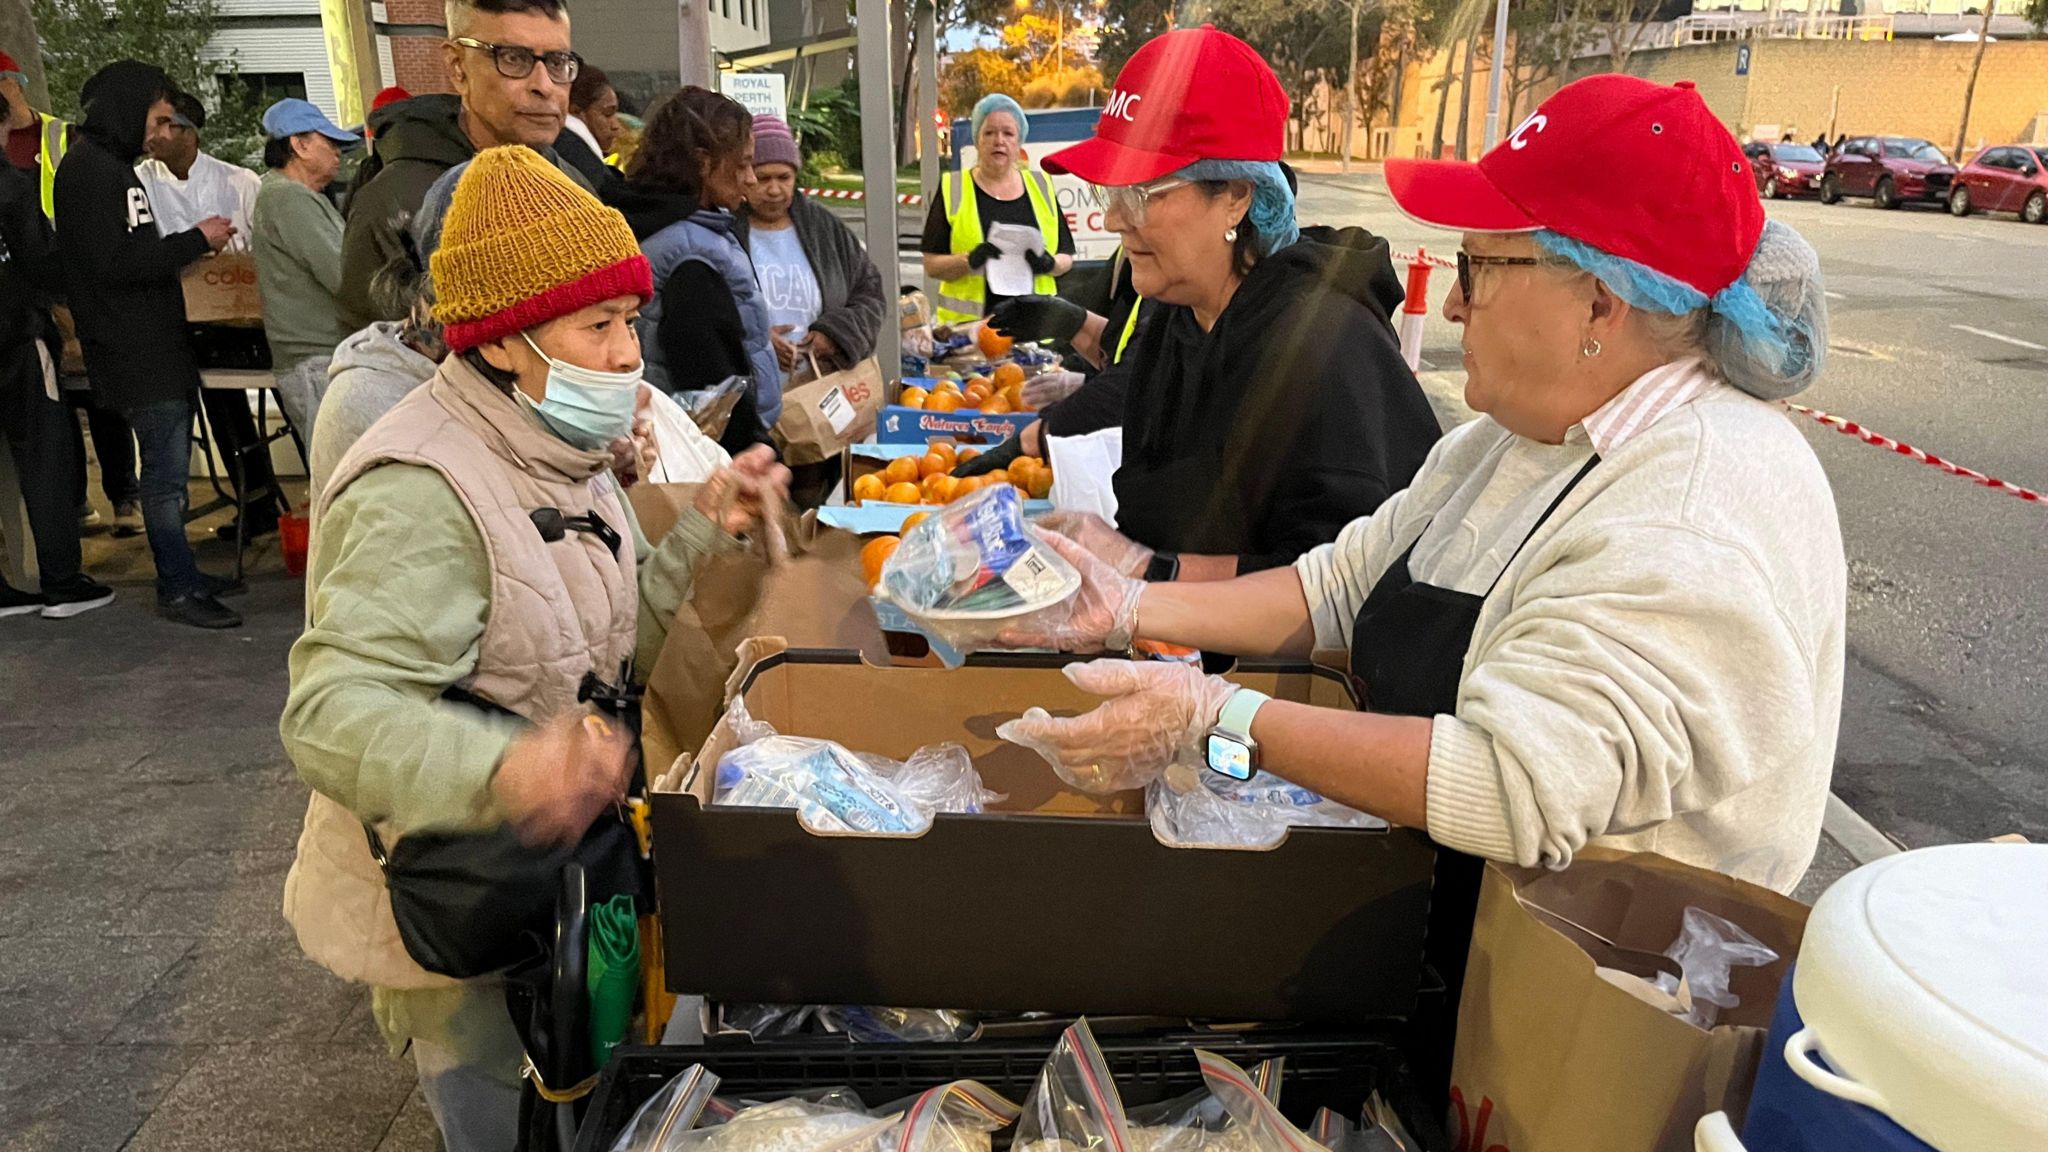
xmin=952 ymin=435 xmax=1024 ymax=478
xmin=989 ymin=295 xmax=1087 ymax=344
xmin=1024 ymin=249 xmax=1058 ymax=276
xmin=965 ymin=242 xmax=1002 ymax=270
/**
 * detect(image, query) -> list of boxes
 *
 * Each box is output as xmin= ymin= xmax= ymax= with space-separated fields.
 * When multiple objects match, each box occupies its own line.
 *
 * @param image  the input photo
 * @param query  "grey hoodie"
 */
xmin=309 ymin=321 xmax=439 ymax=502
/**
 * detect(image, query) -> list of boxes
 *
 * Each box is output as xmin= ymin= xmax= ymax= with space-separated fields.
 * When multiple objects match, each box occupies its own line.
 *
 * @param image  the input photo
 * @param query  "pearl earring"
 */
xmin=1224 ymin=227 xmax=1239 ymax=242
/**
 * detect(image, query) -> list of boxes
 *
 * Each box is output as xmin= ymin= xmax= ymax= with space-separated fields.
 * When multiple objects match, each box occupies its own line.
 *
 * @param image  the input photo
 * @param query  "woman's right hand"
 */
xmin=999 ymin=529 xmax=1145 ymax=653
xmin=1036 ymin=511 xmax=1155 ymax=579
xmin=693 ymin=445 xmax=793 ymax=537
xmin=966 ymin=241 xmax=1002 ymax=270
xmin=493 ymin=711 xmax=635 ymax=846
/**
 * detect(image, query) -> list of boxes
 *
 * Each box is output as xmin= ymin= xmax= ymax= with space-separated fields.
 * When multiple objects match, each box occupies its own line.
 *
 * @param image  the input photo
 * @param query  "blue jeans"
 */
xmin=119 ymin=399 xmax=206 ymax=600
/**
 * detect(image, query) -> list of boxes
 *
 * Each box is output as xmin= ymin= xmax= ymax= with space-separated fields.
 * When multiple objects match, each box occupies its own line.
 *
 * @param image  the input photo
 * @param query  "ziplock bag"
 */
xmin=681 ymin=1093 xmax=899 ymax=1152
xmin=720 ymin=1003 xmax=976 ymax=1044
xmin=1649 ymin=906 xmax=1779 ymax=1028
xmin=1189 ymin=1049 xmax=1329 ymax=1152
xmin=875 ymin=485 xmax=1079 ymax=660
xmin=1012 ymin=1018 xmax=1135 ymax=1152
xmin=1148 ymin=762 xmax=1387 ymax=850
xmin=1125 ymin=1058 xmax=1284 ymax=1152
xmin=609 ymin=1063 xmax=721 ymax=1152
xmin=870 ymin=1081 xmax=1022 ymax=1152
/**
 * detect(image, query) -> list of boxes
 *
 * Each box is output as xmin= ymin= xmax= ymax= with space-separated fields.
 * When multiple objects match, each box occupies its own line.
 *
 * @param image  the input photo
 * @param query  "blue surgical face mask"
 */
xmin=517 ymin=331 xmax=642 ymax=450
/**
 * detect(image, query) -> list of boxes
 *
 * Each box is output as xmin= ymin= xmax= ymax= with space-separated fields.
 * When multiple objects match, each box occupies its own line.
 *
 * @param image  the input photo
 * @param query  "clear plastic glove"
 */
xmin=1021 ymin=369 xmax=1084 ymax=409
xmin=997 ymin=529 xmax=1143 ymax=652
xmin=997 ymin=660 xmax=1238 ymax=793
xmin=1036 ymin=511 xmax=1153 ymax=579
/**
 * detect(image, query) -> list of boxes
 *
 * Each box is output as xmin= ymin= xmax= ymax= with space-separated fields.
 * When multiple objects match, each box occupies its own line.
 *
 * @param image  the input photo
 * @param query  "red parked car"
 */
xmin=1819 ymin=136 xmax=1958 ymax=209
xmin=1744 ymin=141 xmax=1829 ymax=199
xmin=1949 ymin=145 xmax=2048 ymax=224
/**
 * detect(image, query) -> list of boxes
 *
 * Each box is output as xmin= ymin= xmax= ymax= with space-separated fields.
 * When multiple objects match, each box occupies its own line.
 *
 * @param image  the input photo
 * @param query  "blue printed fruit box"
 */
xmin=876 ymin=407 xmax=1037 ymax=444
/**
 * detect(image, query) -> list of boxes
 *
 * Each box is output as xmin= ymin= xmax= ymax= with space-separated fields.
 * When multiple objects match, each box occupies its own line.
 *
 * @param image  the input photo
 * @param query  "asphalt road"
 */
xmin=1294 ymin=172 xmax=2048 ymax=848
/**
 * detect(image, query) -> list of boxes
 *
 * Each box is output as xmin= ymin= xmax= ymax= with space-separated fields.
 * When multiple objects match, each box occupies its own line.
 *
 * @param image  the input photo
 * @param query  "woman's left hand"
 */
xmin=1024 ymin=249 xmax=1058 ymax=276
xmin=996 ymin=659 xmax=1238 ymax=793
xmin=770 ymin=325 xmax=803 ymax=371
xmin=605 ymin=419 xmax=659 ymax=488
xmin=801 ymin=329 xmax=841 ymax=368
xmin=694 ymin=444 xmax=792 ymax=537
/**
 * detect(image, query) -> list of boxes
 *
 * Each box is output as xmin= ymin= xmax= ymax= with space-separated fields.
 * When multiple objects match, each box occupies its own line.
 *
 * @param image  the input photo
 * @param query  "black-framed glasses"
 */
xmin=1457 ymin=251 xmax=1542 ymax=300
xmin=453 ymin=37 xmax=581 ymax=84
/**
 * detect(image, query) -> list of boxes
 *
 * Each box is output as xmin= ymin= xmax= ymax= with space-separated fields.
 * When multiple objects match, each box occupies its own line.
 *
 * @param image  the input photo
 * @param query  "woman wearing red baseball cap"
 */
xmin=1010 ymin=25 xmax=1439 ymax=583
xmin=1000 ymin=71 xmax=1845 ymax=1032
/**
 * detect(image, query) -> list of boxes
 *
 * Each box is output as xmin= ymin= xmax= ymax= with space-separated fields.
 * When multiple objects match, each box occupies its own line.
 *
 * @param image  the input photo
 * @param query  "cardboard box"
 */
xmin=876 ymin=406 xmax=1038 ymax=445
xmin=181 ymin=252 xmax=264 ymax=324
xmin=825 ymin=444 xmax=1054 ymax=535
xmin=649 ymin=646 xmax=1437 ymax=1024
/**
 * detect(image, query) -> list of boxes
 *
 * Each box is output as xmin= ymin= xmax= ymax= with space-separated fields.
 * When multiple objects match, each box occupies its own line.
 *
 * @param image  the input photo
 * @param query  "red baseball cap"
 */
xmin=1042 ymin=25 xmax=1287 ymax=187
xmin=372 ymin=85 xmax=413 ymax=111
xmin=1386 ymin=75 xmax=1764 ymax=297
xmin=0 ymin=51 xmax=22 ymax=76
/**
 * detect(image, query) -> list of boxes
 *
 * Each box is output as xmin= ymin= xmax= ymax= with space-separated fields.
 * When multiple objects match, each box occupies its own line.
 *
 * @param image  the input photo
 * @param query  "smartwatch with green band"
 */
xmin=1204 ymin=688 xmax=1270 ymax=780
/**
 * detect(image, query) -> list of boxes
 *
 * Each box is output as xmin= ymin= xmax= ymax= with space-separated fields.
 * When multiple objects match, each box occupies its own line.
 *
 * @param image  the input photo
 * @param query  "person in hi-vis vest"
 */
xmin=920 ymin=93 xmax=1074 ymax=325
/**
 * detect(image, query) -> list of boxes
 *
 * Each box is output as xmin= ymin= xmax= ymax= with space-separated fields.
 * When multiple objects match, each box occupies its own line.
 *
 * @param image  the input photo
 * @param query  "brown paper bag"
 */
xmin=770 ymin=357 xmax=883 ymax=465
xmin=181 ymin=252 xmax=264 ymax=323
xmin=1448 ymin=849 xmax=1808 ymax=1152
xmin=640 ymin=513 xmax=890 ymax=780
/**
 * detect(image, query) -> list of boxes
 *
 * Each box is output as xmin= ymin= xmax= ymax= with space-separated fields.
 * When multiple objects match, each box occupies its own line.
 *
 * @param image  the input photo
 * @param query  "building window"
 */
xmin=722 ymin=0 xmax=730 ymax=18
xmin=222 ymin=71 xmax=308 ymax=106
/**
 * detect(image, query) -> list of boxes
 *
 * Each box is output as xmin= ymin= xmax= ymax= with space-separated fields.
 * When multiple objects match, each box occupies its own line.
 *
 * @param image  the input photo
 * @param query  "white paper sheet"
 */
xmin=1046 ymin=426 xmax=1124 ymax=523
xmin=984 ymin=221 xmax=1045 ymax=297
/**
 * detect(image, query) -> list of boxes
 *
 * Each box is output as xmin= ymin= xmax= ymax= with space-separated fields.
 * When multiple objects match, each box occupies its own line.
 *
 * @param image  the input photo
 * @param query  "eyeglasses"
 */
xmin=453 ymin=37 xmax=582 ymax=84
xmin=1098 ymin=177 xmax=1190 ymax=226
xmin=1457 ymin=251 xmax=1542 ymax=301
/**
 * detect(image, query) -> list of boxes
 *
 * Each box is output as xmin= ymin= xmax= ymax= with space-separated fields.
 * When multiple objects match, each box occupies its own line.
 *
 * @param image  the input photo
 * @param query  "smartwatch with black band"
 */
xmin=1144 ymin=552 xmax=1181 ymax=582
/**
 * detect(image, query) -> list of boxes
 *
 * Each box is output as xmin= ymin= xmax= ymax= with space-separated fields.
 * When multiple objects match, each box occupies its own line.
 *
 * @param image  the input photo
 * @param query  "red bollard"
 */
xmin=1398 ymin=247 xmax=1433 ymax=371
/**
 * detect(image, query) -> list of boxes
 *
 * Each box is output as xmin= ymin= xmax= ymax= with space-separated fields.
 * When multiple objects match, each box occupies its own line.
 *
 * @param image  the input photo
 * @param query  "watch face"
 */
xmin=1205 ymin=733 xmax=1255 ymax=781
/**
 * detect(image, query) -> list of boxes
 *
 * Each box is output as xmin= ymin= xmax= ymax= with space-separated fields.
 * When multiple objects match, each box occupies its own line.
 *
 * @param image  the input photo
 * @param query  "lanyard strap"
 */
xmin=1482 ymin=453 xmax=1601 ymax=599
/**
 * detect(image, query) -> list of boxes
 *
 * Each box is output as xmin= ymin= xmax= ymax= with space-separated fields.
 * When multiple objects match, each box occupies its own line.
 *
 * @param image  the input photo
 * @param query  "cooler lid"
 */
xmin=1795 ymin=843 xmax=2048 ymax=1150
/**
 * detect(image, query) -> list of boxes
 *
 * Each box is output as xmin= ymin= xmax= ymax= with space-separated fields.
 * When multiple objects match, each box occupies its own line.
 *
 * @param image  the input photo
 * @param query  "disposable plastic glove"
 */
xmin=1020 ymin=370 xmax=1085 ymax=409
xmin=1024 ymin=249 xmax=1059 ymax=276
xmin=1035 ymin=511 xmax=1154 ymax=579
xmin=989 ymin=295 xmax=1088 ymax=343
xmin=966 ymin=241 xmax=1003 ymax=270
xmin=997 ymin=660 xmax=1238 ymax=793
xmin=951 ymin=435 xmax=1023 ymax=478
xmin=999 ymin=529 xmax=1144 ymax=652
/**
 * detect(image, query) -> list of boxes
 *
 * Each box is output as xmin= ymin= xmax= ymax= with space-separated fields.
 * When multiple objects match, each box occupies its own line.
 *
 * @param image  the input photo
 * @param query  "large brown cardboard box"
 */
xmin=646 ymin=644 xmax=1437 ymax=1024
xmin=181 ymin=252 xmax=264 ymax=324
xmin=1447 ymin=851 xmax=1808 ymax=1152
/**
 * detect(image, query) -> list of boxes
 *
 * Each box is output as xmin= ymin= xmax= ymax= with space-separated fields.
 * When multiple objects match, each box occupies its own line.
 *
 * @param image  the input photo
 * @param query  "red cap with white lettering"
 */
xmin=1385 ymin=74 xmax=1765 ymax=296
xmin=1042 ymin=25 xmax=1288 ymax=187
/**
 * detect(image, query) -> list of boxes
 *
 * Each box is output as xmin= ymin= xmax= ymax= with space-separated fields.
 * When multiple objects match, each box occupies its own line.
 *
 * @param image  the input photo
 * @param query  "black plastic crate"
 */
xmin=573 ymin=1031 xmax=1447 ymax=1152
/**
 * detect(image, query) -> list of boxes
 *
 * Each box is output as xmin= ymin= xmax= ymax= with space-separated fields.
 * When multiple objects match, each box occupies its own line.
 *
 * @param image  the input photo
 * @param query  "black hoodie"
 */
xmin=54 ymin=60 xmax=213 ymax=410
xmin=1112 ymin=225 xmax=1441 ymax=573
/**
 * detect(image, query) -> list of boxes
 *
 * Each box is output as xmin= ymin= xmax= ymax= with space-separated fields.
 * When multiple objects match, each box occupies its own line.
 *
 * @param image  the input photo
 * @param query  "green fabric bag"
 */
xmin=587 ymin=893 xmax=641 ymax=1069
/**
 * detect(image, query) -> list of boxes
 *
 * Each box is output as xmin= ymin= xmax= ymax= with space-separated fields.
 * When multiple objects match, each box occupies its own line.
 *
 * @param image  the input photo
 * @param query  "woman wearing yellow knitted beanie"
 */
xmin=278 ymin=145 xmax=790 ymax=1152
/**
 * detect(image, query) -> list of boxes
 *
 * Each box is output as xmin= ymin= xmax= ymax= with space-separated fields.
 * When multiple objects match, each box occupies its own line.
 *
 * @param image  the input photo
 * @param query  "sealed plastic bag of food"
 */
xmin=875 ymin=485 xmax=1079 ymax=662
xmin=866 ymin=1081 xmax=1021 ymax=1152
xmin=681 ymin=1093 xmax=898 ymax=1152
xmin=1148 ymin=762 xmax=1387 ymax=850
xmin=1191 ymin=1049 xmax=1328 ymax=1152
xmin=1125 ymin=1058 xmax=1284 ymax=1152
xmin=864 ymin=744 xmax=1005 ymax=816
xmin=609 ymin=1063 xmax=721 ymax=1152
xmin=820 ymin=1005 xmax=979 ymax=1043
xmin=1012 ymin=1019 xmax=1136 ymax=1152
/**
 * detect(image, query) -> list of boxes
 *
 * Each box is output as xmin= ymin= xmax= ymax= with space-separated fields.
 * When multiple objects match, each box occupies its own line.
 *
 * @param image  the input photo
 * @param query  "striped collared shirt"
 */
xmin=1580 ymin=357 xmax=1719 ymax=456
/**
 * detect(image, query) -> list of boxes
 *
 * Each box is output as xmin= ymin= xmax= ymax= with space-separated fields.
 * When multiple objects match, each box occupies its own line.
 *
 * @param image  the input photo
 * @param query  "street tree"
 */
xmin=32 ymin=0 xmax=264 ymax=163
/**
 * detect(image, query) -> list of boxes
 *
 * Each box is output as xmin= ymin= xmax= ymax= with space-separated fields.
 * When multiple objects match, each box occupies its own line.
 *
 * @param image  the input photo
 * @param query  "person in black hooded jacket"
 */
xmin=55 ymin=60 xmax=241 ymax=629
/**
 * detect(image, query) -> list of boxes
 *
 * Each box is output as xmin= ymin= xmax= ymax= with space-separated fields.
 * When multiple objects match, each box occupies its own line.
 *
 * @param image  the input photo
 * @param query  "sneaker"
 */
xmin=78 ymin=505 xmax=102 ymax=528
xmin=39 ymin=575 xmax=116 ymax=619
xmin=205 ymin=572 xmax=247 ymax=598
xmin=111 ymin=502 xmax=144 ymax=537
xmin=0 ymin=584 xmax=44 ymax=618
xmin=215 ymin=516 xmax=279 ymax=543
xmin=158 ymin=592 xmax=241 ymax=630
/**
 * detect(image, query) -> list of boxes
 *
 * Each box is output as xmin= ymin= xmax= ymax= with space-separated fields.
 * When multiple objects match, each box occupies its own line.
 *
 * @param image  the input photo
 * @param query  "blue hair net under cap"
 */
xmin=1534 ymin=219 xmax=1827 ymax=400
xmin=1172 ymin=158 xmax=1300 ymax=256
xmin=971 ymin=94 xmax=1028 ymax=144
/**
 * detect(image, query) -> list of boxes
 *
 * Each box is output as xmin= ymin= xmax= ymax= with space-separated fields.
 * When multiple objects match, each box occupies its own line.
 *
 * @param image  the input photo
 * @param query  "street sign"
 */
xmin=1736 ymin=45 xmax=1751 ymax=75
xmin=720 ymin=72 xmax=788 ymax=120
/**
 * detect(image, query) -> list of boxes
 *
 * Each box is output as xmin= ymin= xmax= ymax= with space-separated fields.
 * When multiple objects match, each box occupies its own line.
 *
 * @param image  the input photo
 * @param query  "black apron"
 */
xmin=1348 ymin=453 xmax=1598 ymax=1100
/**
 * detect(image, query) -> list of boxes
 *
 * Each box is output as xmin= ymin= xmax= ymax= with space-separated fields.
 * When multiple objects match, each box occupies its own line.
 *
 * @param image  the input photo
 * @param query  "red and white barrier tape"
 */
xmin=1785 ymin=403 xmax=2045 ymax=505
xmin=1392 ymin=248 xmax=1458 ymax=270
xmin=803 ymin=186 xmax=925 ymax=205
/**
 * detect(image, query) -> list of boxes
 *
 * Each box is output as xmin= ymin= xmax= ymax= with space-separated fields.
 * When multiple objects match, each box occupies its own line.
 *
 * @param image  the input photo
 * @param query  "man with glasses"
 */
xmin=338 ymin=0 xmax=591 ymax=328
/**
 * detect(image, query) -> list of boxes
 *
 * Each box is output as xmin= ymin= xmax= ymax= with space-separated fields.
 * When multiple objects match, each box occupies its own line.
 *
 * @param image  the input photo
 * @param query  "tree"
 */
xmin=0 ymin=0 xmax=48 ymax=107
xmin=1097 ymin=0 xmax=1174 ymax=79
xmin=2030 ymin=0 xmax=2047 ymax=31
xmin=1596 ymin=0 xmax=1659 ymax=73
xmin=32 ymin=0 xmax=265 ymax=165
xmin=938 ymin=45 xmax=1026 ymax=114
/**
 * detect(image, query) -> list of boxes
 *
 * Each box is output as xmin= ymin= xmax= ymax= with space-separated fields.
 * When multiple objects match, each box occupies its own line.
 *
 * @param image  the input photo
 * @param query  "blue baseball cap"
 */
xmin=261 ymin=98 xmax=359 ymax=143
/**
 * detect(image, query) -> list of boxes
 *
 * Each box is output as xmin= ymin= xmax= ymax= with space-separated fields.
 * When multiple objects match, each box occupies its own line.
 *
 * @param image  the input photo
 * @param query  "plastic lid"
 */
xmin=1795 ymin=843 xmax=2048 ymax=1148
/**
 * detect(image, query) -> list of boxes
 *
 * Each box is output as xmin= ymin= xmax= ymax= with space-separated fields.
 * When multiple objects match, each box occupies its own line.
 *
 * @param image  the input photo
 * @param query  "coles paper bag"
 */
xmin=773 ymin=357 xmax=883 ymax=465
xmin=1448 ymin=849 xmax=1807 ymax=1152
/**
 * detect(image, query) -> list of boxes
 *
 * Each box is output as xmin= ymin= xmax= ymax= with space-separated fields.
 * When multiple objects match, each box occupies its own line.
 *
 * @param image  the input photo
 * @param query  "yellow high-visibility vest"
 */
xmin=936 ymin=166 xmax=1059 ymax=325
xmin=1112 ymin=297 xmax=1143 ymax=364
xmin=36 ymin=114 xmax=70 ymax=222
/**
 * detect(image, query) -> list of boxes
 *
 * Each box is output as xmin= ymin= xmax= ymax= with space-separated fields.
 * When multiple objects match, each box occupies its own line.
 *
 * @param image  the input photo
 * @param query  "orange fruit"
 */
xmin=898 ymin=386 xmax=929 ymax=409
xmin=1027 ymin=468 xmax=1053 ymax=499
xmin=984 ymin=468 xmax=1009 ymax=489
xmin=885 ymin=481 xmax=922 ymax=504
xmin=1000 ymin=384 xmax=1025 ymax=411
xmin=923 ymin=474 xmax=958 ymax=504
xmin=950 ymin=476 xmax=982 ymax=500
xmin=927 ymin=441 xmax=957 ymax=467
xmin=927 ymin=391 xmax=963 ymax=413
xmin=978 ymin=324 xmax=1014 ymax=359
xmin=984 ymin=395 xmax=1014 ymax=414
xmin=933 ymin=378 xmax=963 ymax=395
xmin=901 ymin=511 xmax=932 ymax=533
xmin=965 ymin=375 xmax=992 ymax=393
xmin=963 ymin=383 xmax=993 ymax=407
xmin=992 ymin=363 xmax=1026 ymax=391
xmin=860 ymin=535 xmax=900 ymax=587
xmin=958 ymin=447 xmax=982 ymax=463
xmin=918 ymin=452 xmax=951 ymax=479
xmin=1009 ymin=457 xmax=1038 ymax=484
xmin=851 ymin=473 xmax=886 ymax=503
xmin=883 ymin=456 xmax=920 ymax=486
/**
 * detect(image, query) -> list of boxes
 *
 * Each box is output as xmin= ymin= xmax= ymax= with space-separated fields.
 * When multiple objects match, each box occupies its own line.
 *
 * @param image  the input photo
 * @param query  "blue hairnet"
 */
xmin=1173 ymin=158 xmax=1300 ymax=256
xmin=1534 ymin=219 xmax=1827 ymax=400
xmin=971 ymin=94 xmax=1028 ymax=144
